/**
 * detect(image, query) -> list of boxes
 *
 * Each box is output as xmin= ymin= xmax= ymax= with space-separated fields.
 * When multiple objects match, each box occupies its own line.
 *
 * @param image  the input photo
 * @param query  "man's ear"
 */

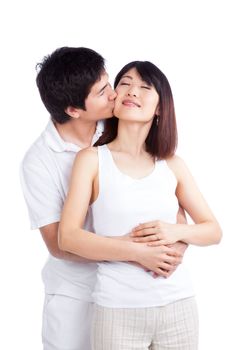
xmin=65 ymin=106 xmax=81 ymax=119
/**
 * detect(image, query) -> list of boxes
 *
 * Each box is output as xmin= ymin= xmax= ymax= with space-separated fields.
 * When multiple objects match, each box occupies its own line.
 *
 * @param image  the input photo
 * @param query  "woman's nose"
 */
xmin=128 ymin=91 xmax=137 ymax=97
xmin=127 ymin=86 xmax=138 ymax=97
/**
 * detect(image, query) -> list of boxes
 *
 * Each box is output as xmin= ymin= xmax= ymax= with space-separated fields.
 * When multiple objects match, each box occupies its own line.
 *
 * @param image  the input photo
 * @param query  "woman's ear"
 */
xmin=65 ymin=106 xmax=80 ymax=119
xmin=155 ymin=104 xmax=160 ymax=116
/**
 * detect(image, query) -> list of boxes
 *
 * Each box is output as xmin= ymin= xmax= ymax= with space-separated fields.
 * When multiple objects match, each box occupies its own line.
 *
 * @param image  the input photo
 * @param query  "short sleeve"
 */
xmin=20 ymin=152 xmax=63 ymax=229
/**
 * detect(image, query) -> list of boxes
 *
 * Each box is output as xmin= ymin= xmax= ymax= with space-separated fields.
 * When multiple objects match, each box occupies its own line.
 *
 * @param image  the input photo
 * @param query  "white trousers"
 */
xmin=42 ymin=294 xmax=93 ymax=350
xmin=92 ymin=297 xmax=198 ymax=350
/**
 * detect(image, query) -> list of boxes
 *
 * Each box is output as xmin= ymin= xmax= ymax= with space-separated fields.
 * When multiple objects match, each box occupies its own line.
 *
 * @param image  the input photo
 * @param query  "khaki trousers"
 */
xmin=92 ymin=297 xmax=198 ymax=350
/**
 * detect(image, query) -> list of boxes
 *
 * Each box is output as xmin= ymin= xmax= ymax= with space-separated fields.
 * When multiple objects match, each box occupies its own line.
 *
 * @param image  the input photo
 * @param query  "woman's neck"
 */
xmin=109 ymin=119 xmax=152 ymax=157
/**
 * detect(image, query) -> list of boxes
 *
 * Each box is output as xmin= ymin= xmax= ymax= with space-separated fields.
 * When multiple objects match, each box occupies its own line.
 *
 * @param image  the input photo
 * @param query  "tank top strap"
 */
xmin=96 ymin=144 xmax=113 ymax=184
xmin=155 ymin=159 xmax=177 ymax=186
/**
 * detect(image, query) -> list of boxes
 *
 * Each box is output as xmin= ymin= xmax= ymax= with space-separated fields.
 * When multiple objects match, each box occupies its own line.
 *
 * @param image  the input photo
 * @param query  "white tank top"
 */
xmin=91 ymin=144 xmax=194 ymax=307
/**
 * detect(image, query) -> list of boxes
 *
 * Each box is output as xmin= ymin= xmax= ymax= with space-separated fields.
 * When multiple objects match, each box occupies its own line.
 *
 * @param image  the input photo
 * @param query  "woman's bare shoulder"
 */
xmin=75 ymin=146 xmax=98 ymax=160
xmin=165 ymin=155 xmax=189 ymax=180
xmin=72 ymin=147 xmax=99 ymax=173
xmin=166 ymin=154 xmax=185 ymax=165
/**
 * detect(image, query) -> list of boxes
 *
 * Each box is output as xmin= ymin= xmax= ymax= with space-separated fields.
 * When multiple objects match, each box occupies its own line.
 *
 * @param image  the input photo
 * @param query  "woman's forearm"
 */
xmin=131 ymin=220 xmax=222 ymax=247
xmin=175 ymin=222 xmax=222 ymax=246
xmin=59 ymin=227 xmax=139 ymax=261
xmin=58 ymin=226 xmax=183 ymax=278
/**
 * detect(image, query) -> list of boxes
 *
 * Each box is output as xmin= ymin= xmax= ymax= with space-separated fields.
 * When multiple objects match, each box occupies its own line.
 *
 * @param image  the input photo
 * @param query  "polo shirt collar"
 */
xmin=43 ymin=119 xmax=104 ymax=153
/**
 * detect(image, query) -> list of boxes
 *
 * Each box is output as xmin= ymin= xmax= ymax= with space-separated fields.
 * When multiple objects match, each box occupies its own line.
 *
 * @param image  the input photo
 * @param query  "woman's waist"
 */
xmin=94 ymin=262 xmax=194 ymax=307
xmin=96 ymin=262 xmax=192 ymax=291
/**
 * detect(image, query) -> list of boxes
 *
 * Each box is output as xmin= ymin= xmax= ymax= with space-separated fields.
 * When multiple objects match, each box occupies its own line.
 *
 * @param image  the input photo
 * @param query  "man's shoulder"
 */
xmin=21 ymin=130 xmax=52 ymax=170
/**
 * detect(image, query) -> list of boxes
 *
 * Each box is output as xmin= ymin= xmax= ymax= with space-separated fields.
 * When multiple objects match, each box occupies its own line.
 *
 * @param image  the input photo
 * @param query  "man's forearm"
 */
xmin=51 ymin=248 xmax=95 ymax=263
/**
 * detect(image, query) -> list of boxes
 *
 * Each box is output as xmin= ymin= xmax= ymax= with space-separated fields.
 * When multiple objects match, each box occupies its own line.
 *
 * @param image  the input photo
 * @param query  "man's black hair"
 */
xmin=36 ymin=47 xmax=105 ymax=123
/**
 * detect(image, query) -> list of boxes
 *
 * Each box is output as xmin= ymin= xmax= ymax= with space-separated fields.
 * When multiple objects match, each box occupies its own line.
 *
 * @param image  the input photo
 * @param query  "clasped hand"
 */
xmin=131 ymin=220 xmax=181 ymax=246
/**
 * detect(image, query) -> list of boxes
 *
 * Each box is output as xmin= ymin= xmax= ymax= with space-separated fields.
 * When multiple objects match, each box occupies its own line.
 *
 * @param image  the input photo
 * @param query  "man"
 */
xmin=20 ymin=47 xmax=186 ymax=350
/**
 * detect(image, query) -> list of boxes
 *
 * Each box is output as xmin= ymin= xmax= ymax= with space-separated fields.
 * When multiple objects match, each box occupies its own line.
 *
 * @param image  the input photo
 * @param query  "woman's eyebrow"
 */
xmin=121 ymin=75 xmax=133 ymax=80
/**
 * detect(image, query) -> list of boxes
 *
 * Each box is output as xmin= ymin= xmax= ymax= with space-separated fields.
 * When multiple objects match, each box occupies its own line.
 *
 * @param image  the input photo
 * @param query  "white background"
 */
xmin=1 ymin=0 xmax=232 ymax=349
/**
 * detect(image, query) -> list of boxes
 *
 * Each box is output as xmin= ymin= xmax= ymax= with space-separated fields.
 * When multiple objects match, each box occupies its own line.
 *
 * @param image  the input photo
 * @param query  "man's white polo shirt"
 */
xmin=20 ymin=119 xmax=103 ymax=301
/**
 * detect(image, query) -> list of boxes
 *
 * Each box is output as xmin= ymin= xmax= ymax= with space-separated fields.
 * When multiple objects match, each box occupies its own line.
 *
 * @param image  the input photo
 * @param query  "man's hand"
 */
xmin=113 ymin=234 xmax=182 ymax=277
xmin=169 ymin=241 xmax=188 ymax=256
xmin=136 ymin=244 xmax=182 ymax=278
xmin=112 ymin=207 xmax=188 ymax=277
xmin=129 ymin=207 xmax=188 ymax=276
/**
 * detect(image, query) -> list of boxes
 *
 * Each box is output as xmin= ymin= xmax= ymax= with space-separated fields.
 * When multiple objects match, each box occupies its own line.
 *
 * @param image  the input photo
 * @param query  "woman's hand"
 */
xmin=131 ymin=220 xmax=182 ymax=246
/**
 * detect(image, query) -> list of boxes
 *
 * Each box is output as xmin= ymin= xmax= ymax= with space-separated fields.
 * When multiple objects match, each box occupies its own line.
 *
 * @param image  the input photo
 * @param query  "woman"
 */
xmin=59 ymin=61 xmax=222 ymax=349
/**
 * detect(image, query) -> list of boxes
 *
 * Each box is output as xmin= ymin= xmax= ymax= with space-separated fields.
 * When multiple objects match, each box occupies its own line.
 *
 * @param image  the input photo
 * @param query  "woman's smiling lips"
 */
xmin=122 ymin=99 xmax=141 ymax=108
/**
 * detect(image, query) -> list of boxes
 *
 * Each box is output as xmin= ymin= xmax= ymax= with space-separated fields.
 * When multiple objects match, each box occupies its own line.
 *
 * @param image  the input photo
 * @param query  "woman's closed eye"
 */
xmin=141 ymin=86 xmax=151 ymax=90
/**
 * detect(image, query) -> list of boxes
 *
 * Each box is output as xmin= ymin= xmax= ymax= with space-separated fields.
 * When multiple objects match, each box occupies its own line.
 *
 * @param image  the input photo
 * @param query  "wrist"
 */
xmin=131 ymin=242 xmax=147 ymax=264
xmin=175 ymin=224 xmax=188 ymax=242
